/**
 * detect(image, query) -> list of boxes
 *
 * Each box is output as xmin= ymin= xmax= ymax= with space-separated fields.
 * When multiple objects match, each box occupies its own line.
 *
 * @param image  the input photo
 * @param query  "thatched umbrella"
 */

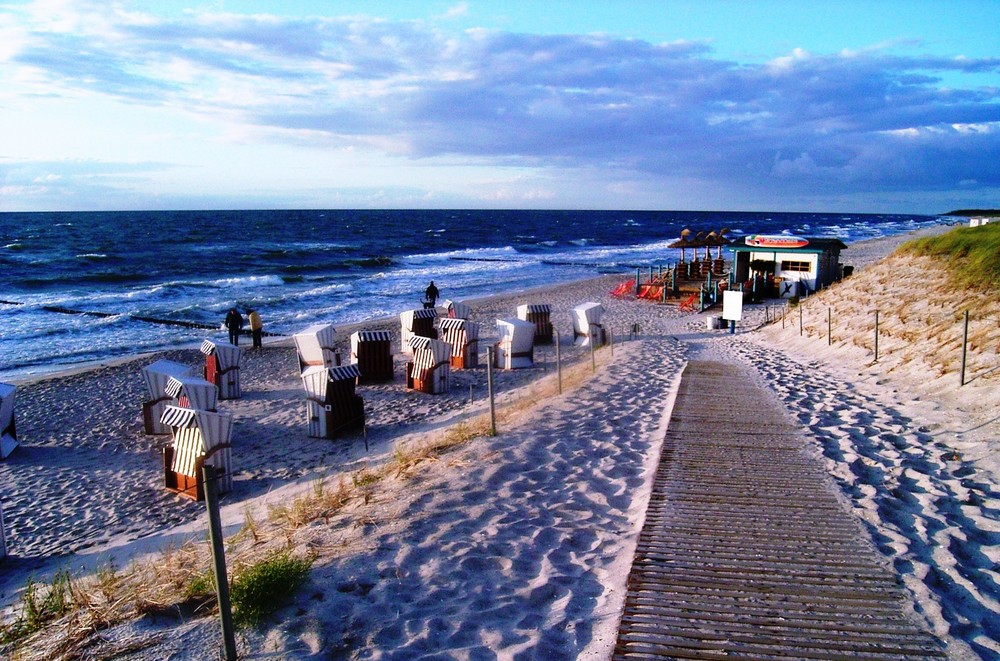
xmin=667 ymin=228 xmax=693 ymax=262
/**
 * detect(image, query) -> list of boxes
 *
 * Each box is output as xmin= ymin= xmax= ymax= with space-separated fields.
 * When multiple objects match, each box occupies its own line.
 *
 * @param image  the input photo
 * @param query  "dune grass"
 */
xmin=897 ymin=223 xmax=1000 ymax=291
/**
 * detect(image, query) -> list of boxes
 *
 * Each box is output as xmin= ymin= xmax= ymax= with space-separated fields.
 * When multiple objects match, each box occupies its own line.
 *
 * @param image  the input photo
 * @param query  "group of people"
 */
xmin=222 ymin=281 xmax=441 ymax=349
xmin=224 ymin=307 xmax=263 ymax=348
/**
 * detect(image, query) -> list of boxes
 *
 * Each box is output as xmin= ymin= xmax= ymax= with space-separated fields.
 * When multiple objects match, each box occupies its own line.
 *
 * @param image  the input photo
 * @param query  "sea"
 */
xmin=0 ymin=209 xmax=948 ymax=381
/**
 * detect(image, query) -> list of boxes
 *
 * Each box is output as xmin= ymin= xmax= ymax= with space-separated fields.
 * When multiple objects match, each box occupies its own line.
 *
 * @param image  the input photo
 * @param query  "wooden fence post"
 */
xmin=204 ymin=465 xmax=237 ymax=661
xmin=960 ymin=309 xmax=969 ymax=386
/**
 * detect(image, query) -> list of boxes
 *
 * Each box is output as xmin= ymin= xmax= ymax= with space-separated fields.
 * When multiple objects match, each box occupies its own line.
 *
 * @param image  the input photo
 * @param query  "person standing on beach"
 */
xmin=225 ymin=307 xmax=244 ymax=346
xmin=424 ymin=280 xmax=440 ymax=308
xmin=248 ymin=308 xmax=263 ymax=348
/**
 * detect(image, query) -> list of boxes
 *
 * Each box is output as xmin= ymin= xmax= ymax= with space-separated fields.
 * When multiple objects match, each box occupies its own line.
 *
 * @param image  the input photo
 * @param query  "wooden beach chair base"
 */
xmin=162 ymin=447 xmax=205 ymax=501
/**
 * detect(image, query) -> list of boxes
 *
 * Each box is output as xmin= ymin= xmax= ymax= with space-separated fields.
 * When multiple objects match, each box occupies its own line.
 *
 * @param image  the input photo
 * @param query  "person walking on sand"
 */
xmin=424 ymin=280 xmax=440 ymax=308
xmin=225 ymin=307 xmax=244 ymax=346
xmin=248 ymin=308 xmax=263 ymax=348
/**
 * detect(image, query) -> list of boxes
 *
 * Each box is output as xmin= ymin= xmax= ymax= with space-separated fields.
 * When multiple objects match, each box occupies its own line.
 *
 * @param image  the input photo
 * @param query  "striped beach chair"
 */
xmin=400 ymin=308 xmax=438 ymax=355
xmin=165 ymin=375 xmax=219 ymax=412
xmin=200 ymin=339 xmax=243 ymax=400
xmin=494 ymin=318 xmax=536 ymax=369
xmin=405 ymin=336 xmax=452 ymax=394
xmin=572 ymin=302 xmax=606 ymax=347
xmin=293 ymin=324 xmax=338 ymax=372
xmin=350 ymin=330 xmax=394 ymax=384
xmin=0 ymin=382 xmax=17 ymax=460
xmin=516 ymin=303 xmax=554 ymax=345
xmin=438 ymin=318 xmax=479 ymax=369
xmin=141 ymin=359 xmax=193 ymax=435
xmin=443 ymin=299 xmax=471 ymax=319
xmin=160 ymin=405 xmax=233 ymax=501
xmin=300 ymin=364 xmax=366 ymax=439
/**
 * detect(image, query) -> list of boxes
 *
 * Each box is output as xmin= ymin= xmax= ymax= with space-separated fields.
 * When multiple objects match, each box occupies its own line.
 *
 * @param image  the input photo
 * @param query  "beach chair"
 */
xmin=400 ymin=309 xmax=438 ymax=355
xmin=572 ymin=302 xmax=606 ymax=347
xmin=438 ymin=317 xmax=480 ymax=369
xmin=517 ymin=304 xmax=554 ymax=345
xmin=140 ymin=359 xmax=193 ymax=435
xmin=0 ymin=383 xmax=17 ymax=460
xmin=300 ymin=364 xmax=366 ymax=439
xmin=443 ymin=299 xmax=471 ymax=319
xmin=350 ymin=330 xmax=394 ymax=384
xmin=293 ymin=324 xmax=339 ymax=372
xmin=405 ymin=336 xmax=452 ymax=394
xmin=494 ymin=318 xmax=536 ymax=369
xmin=160 ymin=405 xmax=233 ymax=501
xmin=200 ymin=339 xmax=243 ymax=400
xmin=165 ymin=375 xmax=219 ymax=412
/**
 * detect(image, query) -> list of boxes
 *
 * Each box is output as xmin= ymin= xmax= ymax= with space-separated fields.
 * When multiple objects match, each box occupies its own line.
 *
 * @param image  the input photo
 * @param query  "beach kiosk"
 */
xmin=443 ymin=299 xmax=471 ymax=319
xmin=165 ymin=375 xmax=218 ymax=412
xmin=293 ymin=324 xmax=339 ymax=372
xmin=200 ymin=339 xmax=243 ymax=400
xmin=300 ymin=364 xmax=366 ymax=439
xmin=731 ymin=235 xmax=848 ymax=298
xmin=438 ymin=318 xmax=480 ymax=369
xmin=572 ymin=302 xmax=606 ymax=347
xmin=141 ymin=359 xmax=193 ymax=435
xmin=0 ymin=383 xmax=17 ymax=460
xmin=160 ymin=405 xmax=233 ymax=501
xmin=516 ymin=303 xmax=554 ymax=345
xmin=400 ymin=308 xmax=438 ymax=355
xmin=494 ymin=318 xmax=535 ymax=369
xmin=405 ymin=336 xmax=452 ymax=394
xmin=350 ymin=330 xmax=394 ymax=384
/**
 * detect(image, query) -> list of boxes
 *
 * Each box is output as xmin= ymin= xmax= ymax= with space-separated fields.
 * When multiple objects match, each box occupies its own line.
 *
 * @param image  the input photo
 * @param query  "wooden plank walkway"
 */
xmin=613 ymin=360 xmax=947 ymax=660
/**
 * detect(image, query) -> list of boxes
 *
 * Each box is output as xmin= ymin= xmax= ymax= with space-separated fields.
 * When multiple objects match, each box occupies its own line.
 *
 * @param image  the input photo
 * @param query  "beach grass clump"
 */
xmin=897 ymin=223 xmax=1000 ymax=291
xmin=229 ymin=550 xmax=312 ymax=628
xmin=0 ymin=569 xmax=74 ymax=645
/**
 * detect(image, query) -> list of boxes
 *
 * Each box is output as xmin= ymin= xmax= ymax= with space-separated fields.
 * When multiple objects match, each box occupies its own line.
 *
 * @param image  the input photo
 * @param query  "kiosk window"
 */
xmin=780 ymin=260 xmax=811 ymax=272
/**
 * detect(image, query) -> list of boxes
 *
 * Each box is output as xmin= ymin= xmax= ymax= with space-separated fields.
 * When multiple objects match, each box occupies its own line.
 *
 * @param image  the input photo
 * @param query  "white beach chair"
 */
xmin=443 ymin=299 xmax=471 ymax=319
xmin=0 ymin=382 xmax=17 ymax=460
xmin=400 ymin=309 xmax=438 ymax=355
xmin=517 ymin=303 xmax=554 ymax=345
xmin=293 ymin=324 xmax=338 ymax=372
xmin=141 ymin=359 xmax=193 ymax=435
xmin=494 ymin=318 xmax=536 ymax=369
xmin=572 ymin=302 xmax=606 ymax=347
xmin=160 ymin=405 xmax=234 ymax=500
xmin=438 ymin=318 xmax=480 ymax=369
xmin=350 ymin=330 xmax=394 ymax=384
xmin=200 ymin=339 xmax=243 ymax=400
xmin=406 ymin=336 xmax=452 ymax=394
xmin=165 ymin=375 xmax=219 ymax=412
xmin=300 ymin=364 xmax=366 ymax=439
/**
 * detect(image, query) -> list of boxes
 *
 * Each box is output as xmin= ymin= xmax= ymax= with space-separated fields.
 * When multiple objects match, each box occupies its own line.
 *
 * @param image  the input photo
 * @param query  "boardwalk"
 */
xmin=613 ymin=360 xmax=947 ymax=660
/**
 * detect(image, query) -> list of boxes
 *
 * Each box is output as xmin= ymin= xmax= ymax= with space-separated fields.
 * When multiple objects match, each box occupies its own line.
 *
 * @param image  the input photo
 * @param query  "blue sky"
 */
xmin=1 ymin=1 xmax=998 ymax=213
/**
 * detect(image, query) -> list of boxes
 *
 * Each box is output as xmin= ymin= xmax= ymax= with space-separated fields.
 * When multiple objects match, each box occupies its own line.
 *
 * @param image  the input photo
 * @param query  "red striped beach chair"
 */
xmin=300 ymin=364 xmax=366 ymax=439
xmin=141 ymin=359 xmax=193 ymax=435
xmin=572 ymin=302 xmax=606 ymax=347
xmin=494 ymin=318 xmax=535 ymax=369
xmin=165 ymin=375 xmax=219 ymax=412
xmin=350 ymin=330 xmax=394 ymax=384
xmin=200 ymin=339 xmax=243 ymax=400
xmin=517 ymin=303 xmax=554 ymax=345
xmin=405 ymin=336 xmax=452 ymax=394
xmin=438 ymin=317 xmax=480 ymax=369
xmin=293 ymin=324 xmax=339 ymax=372
xmin=400 ymin=309 xmax=438 ymax=355
xmin=0 ymin=382 xmax=17 ymax=460
xmin=160 ymin=405 xmax=233 ymax=501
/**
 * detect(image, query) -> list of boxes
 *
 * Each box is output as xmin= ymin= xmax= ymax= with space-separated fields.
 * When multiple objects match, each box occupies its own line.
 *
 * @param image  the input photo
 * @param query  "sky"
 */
xmin=1 ymin=1 xmax=998 ymax=214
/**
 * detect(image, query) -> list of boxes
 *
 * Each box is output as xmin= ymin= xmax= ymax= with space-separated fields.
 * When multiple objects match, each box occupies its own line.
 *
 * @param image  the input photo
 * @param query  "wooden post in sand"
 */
xmin=960 ymin=309 xmax=969 ymax=386
xmin=556 ymin=334 xmax=563 ymax=394
xmin=828 ymin=307 xmax=832 ymax=346
xmin=799 ymin=304 xmax=803 ymax=336
xmin=486 ymin=346 xmax=496 ymax=435
xmin=204 ymin=465 xmax=237 ymax=661
xmin=874 ymin=309 xmax=880 ymax=362
xmin=590 ymin=334 xmax=596 ymax=373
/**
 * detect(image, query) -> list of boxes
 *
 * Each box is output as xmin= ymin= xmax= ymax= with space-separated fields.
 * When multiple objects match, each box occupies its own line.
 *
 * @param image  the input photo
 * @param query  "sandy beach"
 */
xmin=2 ymin=222 xmax=998 ymax=660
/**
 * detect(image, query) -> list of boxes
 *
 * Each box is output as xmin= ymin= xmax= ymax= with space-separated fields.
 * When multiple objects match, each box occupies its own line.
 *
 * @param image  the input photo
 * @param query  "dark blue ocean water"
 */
xmin=0 ymin=209 xmax=944 ymax=380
